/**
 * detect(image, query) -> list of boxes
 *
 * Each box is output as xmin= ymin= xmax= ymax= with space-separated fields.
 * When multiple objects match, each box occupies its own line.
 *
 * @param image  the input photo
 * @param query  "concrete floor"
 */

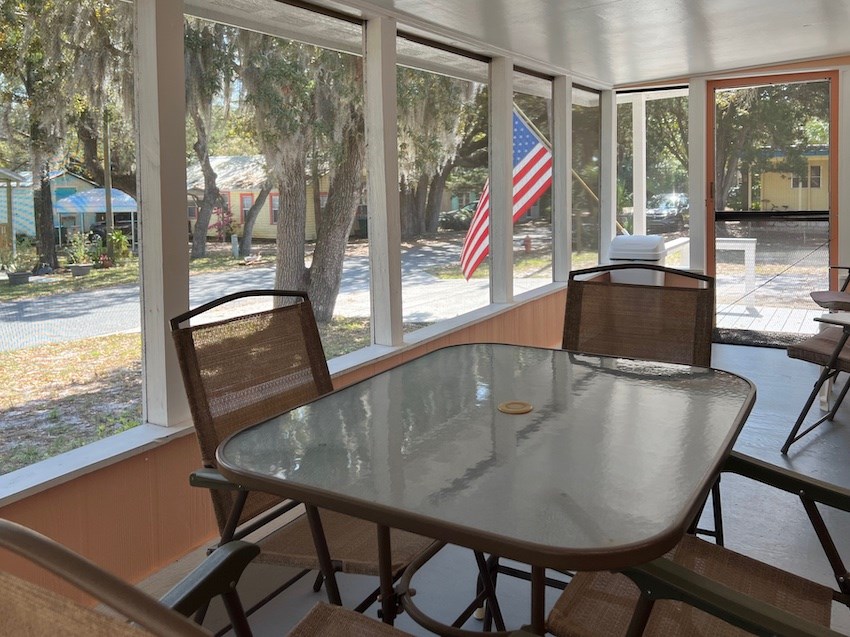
xmin=144 ymin=342 xmax=850 ymax=635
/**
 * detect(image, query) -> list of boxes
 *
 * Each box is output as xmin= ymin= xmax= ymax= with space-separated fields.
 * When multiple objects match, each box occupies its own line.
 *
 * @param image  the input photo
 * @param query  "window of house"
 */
xmin=792 ymin=173 xmax=808 ymax=188
xmin=810 ymin=165 xmax=821 ymax=188
xmin=239 ymin=193 xmax=253 ymax=222
xmin=270 ymin=193 xmax=280 ymax=224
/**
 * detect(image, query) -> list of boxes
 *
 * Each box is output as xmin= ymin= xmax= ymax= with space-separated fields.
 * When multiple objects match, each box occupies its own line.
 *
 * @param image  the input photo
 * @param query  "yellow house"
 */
xmin=186 ymin=155 xmax=327 ymax=241
xmin=760 ymin=146 xmax=830 ymax=211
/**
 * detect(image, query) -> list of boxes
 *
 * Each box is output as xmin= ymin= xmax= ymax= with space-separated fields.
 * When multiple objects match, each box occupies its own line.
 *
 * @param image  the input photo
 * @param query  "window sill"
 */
xmin=0 ymin=282 xmax=566 ymax=508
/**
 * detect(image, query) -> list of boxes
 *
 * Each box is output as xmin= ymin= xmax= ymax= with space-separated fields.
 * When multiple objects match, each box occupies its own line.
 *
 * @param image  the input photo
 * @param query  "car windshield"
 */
xmin=648 ymin=194 xmax=683 ymax=210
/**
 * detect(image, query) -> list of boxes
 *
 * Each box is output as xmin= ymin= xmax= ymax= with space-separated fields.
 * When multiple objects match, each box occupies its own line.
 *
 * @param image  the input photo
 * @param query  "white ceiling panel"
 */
xmin=190 ymin=0 xmax=850 ymax=86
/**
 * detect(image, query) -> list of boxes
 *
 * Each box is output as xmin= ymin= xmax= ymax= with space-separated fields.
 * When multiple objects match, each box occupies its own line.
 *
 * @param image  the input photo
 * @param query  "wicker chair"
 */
xmin=547 ymin=452 xmax=849 ymax=637
xmin=0 ymin=519 xmax=414 ymax=637
xmin=562 ymin=263 xmax=714 ymax=368
xmin=170 ymin=290 xmax=436 ymax=612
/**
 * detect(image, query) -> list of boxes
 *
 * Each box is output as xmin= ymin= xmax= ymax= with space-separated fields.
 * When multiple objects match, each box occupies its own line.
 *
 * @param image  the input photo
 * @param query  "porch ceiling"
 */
xmin=278 ymin=0 xmax=850 ymax=86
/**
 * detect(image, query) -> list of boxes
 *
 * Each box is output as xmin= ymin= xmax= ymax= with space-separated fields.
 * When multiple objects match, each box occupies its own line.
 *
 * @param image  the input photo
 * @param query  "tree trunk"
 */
xmin=33 ymin=159 xmax=58 ymax=270
xmin=424 ymin=162 xmax=453 ymax=234
xmin=76 ymin=109 xmax=104 ymax=184
xmin=274 ymin=153 xmax=309 ymax=294
xmin=239 ymin=185 xmax=271 ymax=257
xmin=308 ymin=119 xmax=363 ymax=322
xmin=189 ymin=114 xmax=219 ymax=259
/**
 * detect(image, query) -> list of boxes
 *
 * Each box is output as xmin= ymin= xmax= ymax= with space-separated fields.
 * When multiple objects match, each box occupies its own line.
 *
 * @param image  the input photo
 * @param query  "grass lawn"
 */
xmin=429 ymin=249 xmax=600 ymax=279
xmin=0 ymin=316 xmax=431 ymax=476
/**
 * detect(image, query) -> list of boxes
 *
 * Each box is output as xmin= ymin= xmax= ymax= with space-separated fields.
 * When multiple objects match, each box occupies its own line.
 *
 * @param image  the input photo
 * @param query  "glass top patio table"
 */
xmin=216 ymin=343 xmax=755 ymax=575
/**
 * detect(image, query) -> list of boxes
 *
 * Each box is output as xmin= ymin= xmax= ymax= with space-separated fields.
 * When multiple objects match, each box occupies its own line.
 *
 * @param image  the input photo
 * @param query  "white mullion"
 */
xmin=599 ymin=89 xmax=617 ymax=264
xmin=552 ymin=75 xmax=572 ymax=281
xmin=688 ymin=78 xmax=707 ymax=272
xmin=489 ymin=56 xmax=514 ymax=304
xmin=135 ymin=0 xmax=190 ymax=426
xmin=632 ymin=94 xmax=647 ymax=235
xmin=364 ymin=16 xmax=403 ymax=346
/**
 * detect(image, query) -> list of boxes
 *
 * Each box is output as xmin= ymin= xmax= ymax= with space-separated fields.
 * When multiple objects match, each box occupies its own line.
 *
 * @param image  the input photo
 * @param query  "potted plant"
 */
xmin=1 ymin=236 xmax=37 ymax=285
xmin=66 ymin=230 xmax=94 ymax=277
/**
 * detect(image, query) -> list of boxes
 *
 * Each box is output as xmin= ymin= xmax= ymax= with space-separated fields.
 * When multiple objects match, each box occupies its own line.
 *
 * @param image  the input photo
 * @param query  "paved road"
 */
xmin=0 ymin=239 xmax=551 ymax=352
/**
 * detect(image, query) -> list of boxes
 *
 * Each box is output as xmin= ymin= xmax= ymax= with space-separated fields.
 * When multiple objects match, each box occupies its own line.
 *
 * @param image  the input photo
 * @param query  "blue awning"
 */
xmin=54 ymin=188 xmax=137 ymax=214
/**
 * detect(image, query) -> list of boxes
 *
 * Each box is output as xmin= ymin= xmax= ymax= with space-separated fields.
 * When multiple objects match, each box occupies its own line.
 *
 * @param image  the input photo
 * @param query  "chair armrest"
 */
xmin=814 ymin=313 xmax=850 ymax=329
xmin=159 ymin=541 xmax=260 ymax=617
xmin=0 ymin=520 xmax=208 ymax=637
xmin=190 ymin=467 xmax=244 ymax=491
xmin=724 ymin=451 xmax=850 ymax=513
xmin=622 ymin=557 xmax=843 ymax=637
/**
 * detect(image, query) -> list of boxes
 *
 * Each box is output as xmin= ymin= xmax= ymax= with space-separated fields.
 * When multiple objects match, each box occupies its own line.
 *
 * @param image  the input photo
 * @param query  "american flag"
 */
xmin=459 ymin=110 xmax=553 ymax=280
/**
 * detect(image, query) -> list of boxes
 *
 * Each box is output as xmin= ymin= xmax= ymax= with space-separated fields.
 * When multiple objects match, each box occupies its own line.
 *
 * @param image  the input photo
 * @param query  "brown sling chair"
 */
xmin=170 ymin=290 xmax=436 ymax=618
xmin=0 ymin=518 xmax=413 ymax=637
xmin=547 ymin=452 xmax=849 ymax=637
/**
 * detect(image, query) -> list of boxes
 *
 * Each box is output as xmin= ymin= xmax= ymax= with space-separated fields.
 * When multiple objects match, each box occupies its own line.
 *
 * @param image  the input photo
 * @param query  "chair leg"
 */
xmin=221 ymin=589 xmax=253 ymax=637
xmin=312 ymin=571 xmax=324 ymax=593
xmin=782 ymin=367 xmax=842 ymax=454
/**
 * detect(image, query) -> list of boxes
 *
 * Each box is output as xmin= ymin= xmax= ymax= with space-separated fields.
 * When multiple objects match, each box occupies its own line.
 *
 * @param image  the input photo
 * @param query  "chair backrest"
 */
xmin=0 ymin=519 xmax=207 ymax=637
xmin=171 ymin=290 xmax=333 ymax=531
xmin=563 ymin=264 xmax=715 ymax=367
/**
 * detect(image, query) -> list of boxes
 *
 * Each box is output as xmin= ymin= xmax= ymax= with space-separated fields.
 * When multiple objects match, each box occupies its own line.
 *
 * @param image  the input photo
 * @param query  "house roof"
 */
xmin=14 ymin=169 xmax=98 ymax=188
xmin=186 ymin=156 xmax=269 ymax=191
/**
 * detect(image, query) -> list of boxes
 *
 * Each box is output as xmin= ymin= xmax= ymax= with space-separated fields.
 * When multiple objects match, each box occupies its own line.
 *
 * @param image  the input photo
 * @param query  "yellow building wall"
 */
xmin=761 ymin=156 xmax=829 ymax=211
xmin=211 ymin=175 xmax=331 ymax=243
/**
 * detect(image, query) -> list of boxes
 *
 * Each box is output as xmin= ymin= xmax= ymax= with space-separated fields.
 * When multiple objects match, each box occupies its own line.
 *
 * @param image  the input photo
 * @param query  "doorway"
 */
xmin=707 ymin=71 xmax=838 ymax=342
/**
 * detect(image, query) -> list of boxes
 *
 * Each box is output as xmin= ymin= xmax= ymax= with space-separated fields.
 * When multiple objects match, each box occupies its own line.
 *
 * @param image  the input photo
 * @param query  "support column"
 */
xmin=365 ymin=16 xmax=403 ymax=346
xmin=490 ymin=57 xmax=513 ymax=304
xmin=135 ymin=0 xmax=190 ymax=426
xmin=552 ymin=75 xmax=572 ymax=281
xmin=632 ymin=94 xmax=647 ymax=235
xmin=599 ymin=90 xmax=617 ymax=264
xmin=688 ymin=78 xmax=707 ymax=273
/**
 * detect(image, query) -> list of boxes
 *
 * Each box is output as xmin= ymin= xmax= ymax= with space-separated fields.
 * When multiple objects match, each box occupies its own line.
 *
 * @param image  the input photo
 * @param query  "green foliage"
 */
xmin=65 ymin=229 xmax=94 ymax=264
xmin=0 ymin=235 xmax=37 ymax=272
xmin=107 ymin=229 xmax=131 ymax=264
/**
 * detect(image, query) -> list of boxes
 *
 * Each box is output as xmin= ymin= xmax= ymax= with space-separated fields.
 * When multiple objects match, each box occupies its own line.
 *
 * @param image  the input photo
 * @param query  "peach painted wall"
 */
xmin=0 ymin=289 xmax=566 ymax=601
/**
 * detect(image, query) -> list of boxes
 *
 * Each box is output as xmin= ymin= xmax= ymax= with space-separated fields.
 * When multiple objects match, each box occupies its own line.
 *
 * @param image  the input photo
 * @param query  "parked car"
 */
xmin=645 ymin=193 xmax=688 ymax=233
xmin=439 ymin=200 xmax=479 ymax=231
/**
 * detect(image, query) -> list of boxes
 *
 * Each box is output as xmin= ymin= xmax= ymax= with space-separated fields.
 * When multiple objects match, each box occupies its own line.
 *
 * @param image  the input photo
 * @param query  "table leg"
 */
xmin=530 ymin=565 xmax=546 ymax=634
xmin=377 ymin=524 xmax=397 ymax=625
xmin=304 ymin=505 xmax=342 ymax=606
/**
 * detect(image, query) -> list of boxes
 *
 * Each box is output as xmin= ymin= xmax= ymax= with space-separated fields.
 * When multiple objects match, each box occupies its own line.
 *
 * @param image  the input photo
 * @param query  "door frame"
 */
xmin=705 ymin=70 xmax=839 ymax=286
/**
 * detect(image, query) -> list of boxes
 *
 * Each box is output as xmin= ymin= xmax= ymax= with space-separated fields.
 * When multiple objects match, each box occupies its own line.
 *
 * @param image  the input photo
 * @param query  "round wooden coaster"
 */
xmin=498 ymin=400 xmax=533 ymax=414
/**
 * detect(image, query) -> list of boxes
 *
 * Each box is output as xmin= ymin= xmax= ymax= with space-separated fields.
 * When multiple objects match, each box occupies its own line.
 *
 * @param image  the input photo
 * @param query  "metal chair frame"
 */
xmin=171 ymin=290 xmax=437 ymax=622
xmin=618 ymin=451 xmax=850 ymax=637
xmin=783 ymin=313 xmax=850 ymax=453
